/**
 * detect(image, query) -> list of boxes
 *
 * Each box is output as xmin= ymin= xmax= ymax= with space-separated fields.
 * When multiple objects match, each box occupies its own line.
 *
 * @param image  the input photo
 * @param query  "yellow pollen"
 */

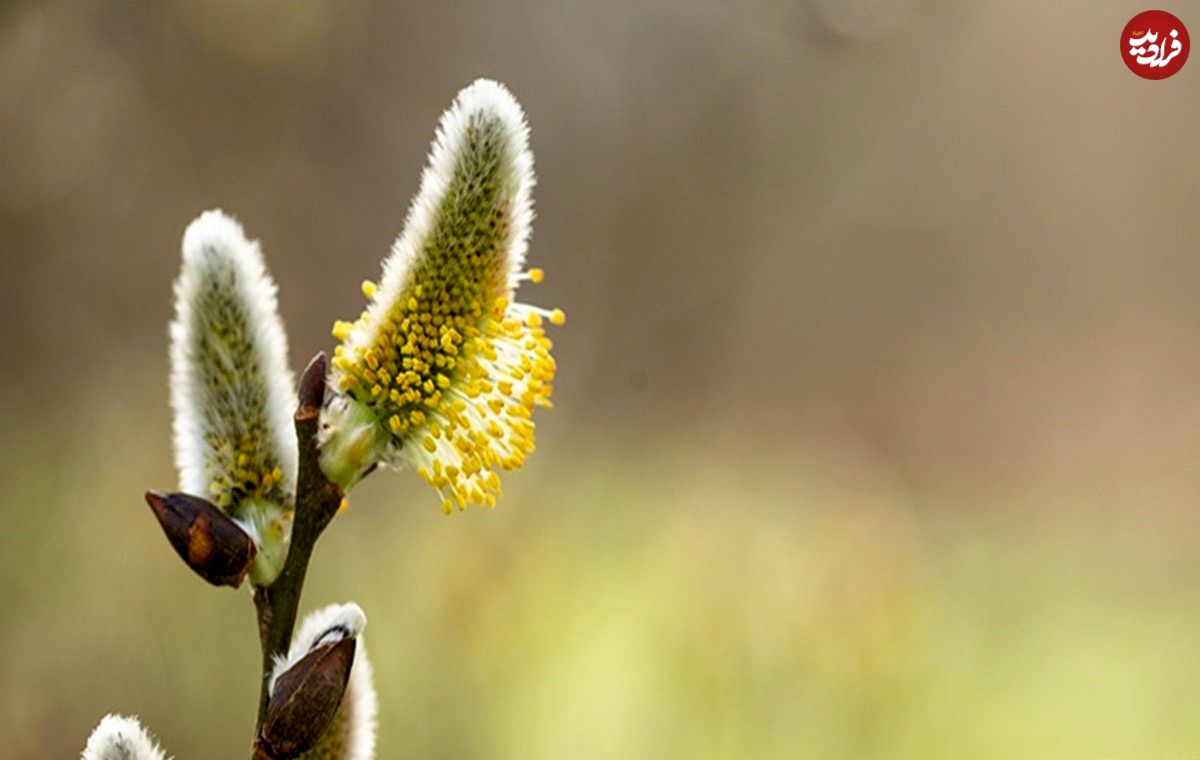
xmin=328 ymin=131 xmax=559 ymax=515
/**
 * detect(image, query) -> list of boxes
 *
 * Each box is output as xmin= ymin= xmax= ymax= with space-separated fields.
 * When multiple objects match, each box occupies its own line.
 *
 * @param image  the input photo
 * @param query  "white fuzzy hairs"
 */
xmin=170 ymin=209 xmax=297 ymax=508
xmin=81 ymin=715 xmax=168 ymax=760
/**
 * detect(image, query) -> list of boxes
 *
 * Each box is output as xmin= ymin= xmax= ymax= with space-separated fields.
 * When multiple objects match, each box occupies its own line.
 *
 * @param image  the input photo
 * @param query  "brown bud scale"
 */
xmin=144 ymin=491 xmax=257 ymax=588
xmin=258 ymin=637 xmax=356 ymax=759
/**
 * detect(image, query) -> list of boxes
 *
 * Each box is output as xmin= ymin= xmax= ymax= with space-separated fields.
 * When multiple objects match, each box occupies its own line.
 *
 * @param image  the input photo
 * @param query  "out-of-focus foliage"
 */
xmin=5 ymin=389 xmax=1200 ymax=758
xmin=2 ymin=0 xmax=1200 ymax=758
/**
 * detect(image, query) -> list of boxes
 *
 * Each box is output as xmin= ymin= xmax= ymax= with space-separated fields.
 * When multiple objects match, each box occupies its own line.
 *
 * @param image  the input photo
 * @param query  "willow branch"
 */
xmin=253 ymin=353 xmax=343 ymax=733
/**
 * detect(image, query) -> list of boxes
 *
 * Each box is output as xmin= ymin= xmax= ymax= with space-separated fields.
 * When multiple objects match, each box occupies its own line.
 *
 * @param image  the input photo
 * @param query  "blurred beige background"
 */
xmin=3 ymin=1 xmax=1200 ymax=757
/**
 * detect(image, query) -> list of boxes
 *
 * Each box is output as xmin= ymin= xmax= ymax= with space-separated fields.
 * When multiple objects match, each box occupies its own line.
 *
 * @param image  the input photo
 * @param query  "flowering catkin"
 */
xmin=321 ymin=79 xmax=562 ymax=514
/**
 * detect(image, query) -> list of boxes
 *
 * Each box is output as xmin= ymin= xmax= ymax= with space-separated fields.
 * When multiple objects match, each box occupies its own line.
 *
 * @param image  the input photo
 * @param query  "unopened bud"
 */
xmin=144 ymin=491 xmax=257 ymax=588
xmin=297 ymin=352 xmax=328 ymax=420
xmin=258 ymin=637 xmax=356 ymax=759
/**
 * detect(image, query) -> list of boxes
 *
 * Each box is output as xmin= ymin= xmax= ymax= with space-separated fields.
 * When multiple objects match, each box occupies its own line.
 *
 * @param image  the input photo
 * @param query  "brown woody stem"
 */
xmin=252 ymin=353 xmax=343 ymax=739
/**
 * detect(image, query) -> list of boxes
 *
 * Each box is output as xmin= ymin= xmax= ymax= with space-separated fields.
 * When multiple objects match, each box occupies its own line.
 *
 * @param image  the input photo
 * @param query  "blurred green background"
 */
xmin=3 ymin=1 xmax=1200 ymax=757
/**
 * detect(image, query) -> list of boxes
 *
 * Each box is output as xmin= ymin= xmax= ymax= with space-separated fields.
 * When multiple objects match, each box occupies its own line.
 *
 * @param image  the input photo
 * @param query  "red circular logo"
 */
xmin=1121 ymin=10 xmax=1189 ymax=79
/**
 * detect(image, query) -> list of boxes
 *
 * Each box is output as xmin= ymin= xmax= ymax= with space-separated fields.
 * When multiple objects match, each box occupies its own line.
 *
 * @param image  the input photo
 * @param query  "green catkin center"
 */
xmin=191 ymin=257 xmax=288 ymax=511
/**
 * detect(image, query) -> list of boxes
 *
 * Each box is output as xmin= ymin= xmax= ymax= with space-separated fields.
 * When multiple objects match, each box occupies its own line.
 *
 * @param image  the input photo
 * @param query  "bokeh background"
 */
xmin=3 ymin=1 xmax=1200 ymax=757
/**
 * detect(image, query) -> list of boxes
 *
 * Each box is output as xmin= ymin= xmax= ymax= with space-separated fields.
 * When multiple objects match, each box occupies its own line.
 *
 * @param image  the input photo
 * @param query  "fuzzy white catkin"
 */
xmin=343 ymin=78 xmax=535 ymax=362
xmin=81 ymin=714 xmax=168 ymax=760
xmin=271 ymin=603 xmax=378 ymax=760
xmin=170 ymin=209 xmax=297 ymax=511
